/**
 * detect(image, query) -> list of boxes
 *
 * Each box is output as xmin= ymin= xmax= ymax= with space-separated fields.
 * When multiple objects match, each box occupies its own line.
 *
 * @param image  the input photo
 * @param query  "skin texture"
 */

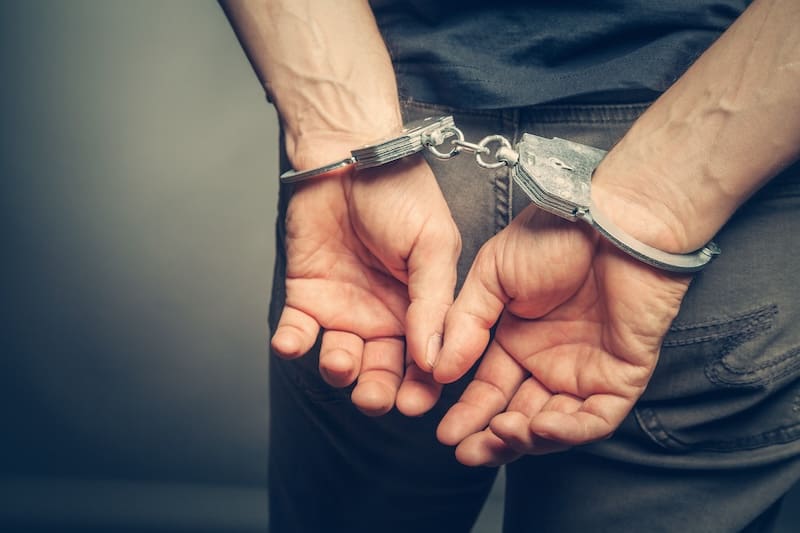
xmin=433 ymin=201 xmax=692 ymax=465
xmin=221 ymin=0 xmax=800 ymax=463
xmin=274 ymin=155 xmax=460 ymax=416
xmin=220 ymin=0 xmax=460 ymax=416
xmin=434 ymin=0 xmax=800 ymax=464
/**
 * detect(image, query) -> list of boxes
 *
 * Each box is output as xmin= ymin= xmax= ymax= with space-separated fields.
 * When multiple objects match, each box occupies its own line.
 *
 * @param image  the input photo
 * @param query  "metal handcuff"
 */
xmin=280 ymin=116 xmax=720 ymax=273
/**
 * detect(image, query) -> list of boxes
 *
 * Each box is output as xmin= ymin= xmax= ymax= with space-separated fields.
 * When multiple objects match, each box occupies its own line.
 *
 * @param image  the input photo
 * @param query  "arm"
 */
xmin=434 ymin=0 xmax=800 ymax=464
xmin=221 ymin=0 xmax=461 ymax=416
xmin=219 ymin=0 xmax=401 ymax=167
xmin=592 ymin=0 xmax=800 ymax=254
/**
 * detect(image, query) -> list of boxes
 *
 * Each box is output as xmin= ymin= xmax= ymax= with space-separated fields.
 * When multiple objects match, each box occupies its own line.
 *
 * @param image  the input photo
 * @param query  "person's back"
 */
xmin=221 ymin=1 xmax=800 ymax=531
xmin=371 ymin=0 xmax=749 ymax=107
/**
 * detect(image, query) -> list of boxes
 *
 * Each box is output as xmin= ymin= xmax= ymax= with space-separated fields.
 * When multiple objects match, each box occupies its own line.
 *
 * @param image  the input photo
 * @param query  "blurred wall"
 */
xmin=1 ymin=1 xmax=278 ymax=530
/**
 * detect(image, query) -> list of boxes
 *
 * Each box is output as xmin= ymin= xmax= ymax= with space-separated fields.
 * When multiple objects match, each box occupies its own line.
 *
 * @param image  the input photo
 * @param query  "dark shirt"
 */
xmin=371 ymin=0 xmax=750 ymax=108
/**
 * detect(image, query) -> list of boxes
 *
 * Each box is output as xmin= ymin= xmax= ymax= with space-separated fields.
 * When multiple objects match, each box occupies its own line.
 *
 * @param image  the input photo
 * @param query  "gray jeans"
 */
xmin=268 ymin=99 xmax=800 ymax=532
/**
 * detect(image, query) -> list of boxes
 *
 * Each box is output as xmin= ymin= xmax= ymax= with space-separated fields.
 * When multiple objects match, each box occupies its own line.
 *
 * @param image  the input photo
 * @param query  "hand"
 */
xmin=433 ymin=203 xmax=691 ymax=466
xmin=222 ymin=0 xmax=463 ymax=416
xmin=272 ymin=147 xmax=461 ymax=417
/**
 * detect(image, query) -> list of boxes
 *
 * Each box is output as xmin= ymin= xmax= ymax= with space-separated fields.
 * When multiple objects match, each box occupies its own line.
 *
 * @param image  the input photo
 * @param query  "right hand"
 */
xmin=433 ymin=193 xmax=692 ymax=465
xmin=272 ymin=141 xmax=461 ymax=418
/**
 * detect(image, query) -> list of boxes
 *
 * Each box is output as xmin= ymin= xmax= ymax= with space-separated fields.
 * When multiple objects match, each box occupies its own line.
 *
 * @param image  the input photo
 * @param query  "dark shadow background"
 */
xmin=0 ymin=1 xmax=798 ymax=532
xmin=0 ymin=1 xmax=276 ymax=530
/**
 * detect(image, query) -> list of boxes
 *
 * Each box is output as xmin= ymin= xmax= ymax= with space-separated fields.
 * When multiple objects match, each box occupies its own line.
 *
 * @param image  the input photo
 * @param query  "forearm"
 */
xmin=593 ymin=0 xmax=800 ymax=253
xmin=219 ymin=0 xmax=402 ymax=168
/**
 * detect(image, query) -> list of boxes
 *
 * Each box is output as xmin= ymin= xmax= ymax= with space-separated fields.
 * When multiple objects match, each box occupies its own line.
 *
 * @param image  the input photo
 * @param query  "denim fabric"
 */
xmin=268 ymin=100 xmax=800 ymax=532
xmin=370 ymin=1 xmax=749 ymax=108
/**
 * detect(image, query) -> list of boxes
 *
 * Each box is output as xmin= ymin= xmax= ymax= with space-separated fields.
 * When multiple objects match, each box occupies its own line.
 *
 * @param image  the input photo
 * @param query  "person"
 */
xmin=220 ymin=0 xmax=800 ymax=531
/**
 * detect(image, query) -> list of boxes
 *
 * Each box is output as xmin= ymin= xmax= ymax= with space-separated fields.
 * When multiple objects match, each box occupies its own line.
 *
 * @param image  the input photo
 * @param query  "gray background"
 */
xmin=1 ymin=1 xmax=276 ymax=530
xmin=0 ymin=1 xmax=796 ymax=531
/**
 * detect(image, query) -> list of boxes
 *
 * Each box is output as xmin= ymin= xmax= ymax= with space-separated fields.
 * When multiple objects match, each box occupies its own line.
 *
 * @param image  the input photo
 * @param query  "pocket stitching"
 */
xmin=635 ymin=302 xmax=800 ymax=452
xmin=637 ymin=405 xmax=800 ymax=452
xmin=664 ymin=303 xmax=777 ymax=346
xmin=707 ymin=345 xmax=800 ymax=387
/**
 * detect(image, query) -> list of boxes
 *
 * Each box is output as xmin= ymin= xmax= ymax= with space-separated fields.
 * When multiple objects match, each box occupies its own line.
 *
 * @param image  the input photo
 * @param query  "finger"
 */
xmin=511 ymin=343 xmax=641 ymax=446
xmin=405 ymin=218 xmax=461 ymax=371
xmin=433 ymin=244 xmax=508 ymax=384
xmin=396 ymin=359 xmax=443 ymax=417
xmin=319 ymin=330 xmax=364 ymax=388
xmin=529 ymin=393 xmax=631 ymax=446
xmin=489 ymin=381 xmax=576 ymax=455
xmin=454 ymin=429 xmax=521 ymax=467
xmin=351 ymin=337 xmax=404 ymax=416
xmin=271 ymin=306 xmax=320 ymax=359
xmin=437 ymin=340 xmax=526 ymax=446
xmin=515 ymin=339 xmax=650 ymax=407
xmin=489 ymin=411 xmax=570 ymax=456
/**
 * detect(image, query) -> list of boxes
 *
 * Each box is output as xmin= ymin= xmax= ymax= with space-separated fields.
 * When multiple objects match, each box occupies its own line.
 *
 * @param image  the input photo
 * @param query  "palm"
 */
xmin=273 ymin=155 xmax=461 ymax=417
xmin=434 ymin=205 xmax=690 ymax=465
xmin=282 ymin=175 xmax=408 ymax=339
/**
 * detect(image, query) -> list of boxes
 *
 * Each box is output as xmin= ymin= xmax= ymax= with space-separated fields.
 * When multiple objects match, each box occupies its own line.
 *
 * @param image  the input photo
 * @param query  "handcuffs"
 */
xmin=280 ymin=116 xmax=720 ymax=273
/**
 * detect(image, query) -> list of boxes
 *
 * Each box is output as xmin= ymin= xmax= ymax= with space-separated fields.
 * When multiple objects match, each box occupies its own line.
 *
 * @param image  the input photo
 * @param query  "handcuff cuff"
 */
xmin=280 ymin=116 xmax=720 ymax=273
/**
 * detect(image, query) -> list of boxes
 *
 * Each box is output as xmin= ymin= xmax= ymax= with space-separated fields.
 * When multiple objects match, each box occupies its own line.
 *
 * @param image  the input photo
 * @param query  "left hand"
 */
xmin=433 ymin=204 xmax=692 ymax=466
xmin=273 ymin=147 xmax=461 ymax=417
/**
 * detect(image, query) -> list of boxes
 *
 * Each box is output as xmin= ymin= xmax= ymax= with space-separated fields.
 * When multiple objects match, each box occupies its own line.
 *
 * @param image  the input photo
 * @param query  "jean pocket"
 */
xmin=634 ymin=302 xmax=800 ymax=454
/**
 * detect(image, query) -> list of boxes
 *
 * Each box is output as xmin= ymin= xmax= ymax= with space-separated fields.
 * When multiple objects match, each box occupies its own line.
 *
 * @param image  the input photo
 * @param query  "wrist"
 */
xmin=590 ymin=149 xmax=725 ymax=255
xmin=280 ymin=103 xmax=403 ymax=172
xmin=588 ymin=0 xmax=800 ymax=254
xmin=236 ymin=0 xmax=404 ymax=173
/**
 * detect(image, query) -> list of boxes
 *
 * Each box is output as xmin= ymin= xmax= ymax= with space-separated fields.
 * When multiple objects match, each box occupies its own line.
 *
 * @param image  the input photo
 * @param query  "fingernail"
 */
xmin=425 ymin=333 xmax=443 ymax=370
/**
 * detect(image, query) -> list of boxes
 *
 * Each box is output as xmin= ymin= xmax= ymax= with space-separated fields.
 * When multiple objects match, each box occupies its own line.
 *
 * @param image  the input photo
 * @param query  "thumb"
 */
xmin=404 ymin=218 xmax=461 ymax=372
xmin=433 ymin=242 xmax=508 ymax=383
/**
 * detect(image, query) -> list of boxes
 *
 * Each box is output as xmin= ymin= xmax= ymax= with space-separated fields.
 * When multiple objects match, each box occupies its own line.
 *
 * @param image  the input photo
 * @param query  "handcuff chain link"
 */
xmin=423 ymin=127 xmax=517 ymax=170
